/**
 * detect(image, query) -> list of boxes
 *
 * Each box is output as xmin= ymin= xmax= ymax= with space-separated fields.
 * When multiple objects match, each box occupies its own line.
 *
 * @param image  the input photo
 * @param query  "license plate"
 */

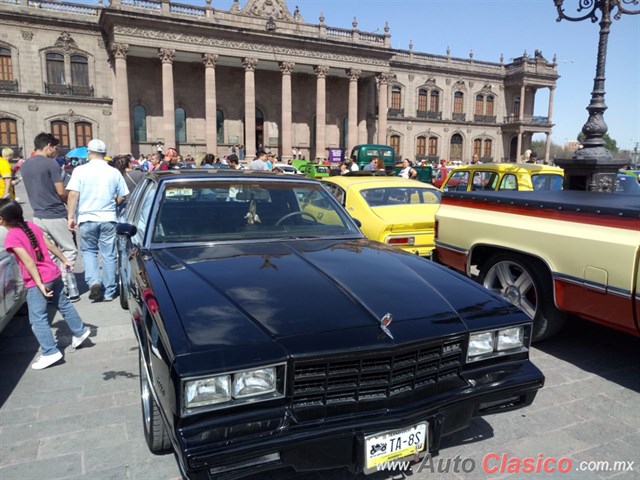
xmin=364 ymin=422 xmax=427 ymax=473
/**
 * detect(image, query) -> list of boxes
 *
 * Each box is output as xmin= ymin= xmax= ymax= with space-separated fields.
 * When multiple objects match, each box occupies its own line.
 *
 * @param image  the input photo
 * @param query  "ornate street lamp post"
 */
xmin=553 ymin=0 xmax=639 ymax=191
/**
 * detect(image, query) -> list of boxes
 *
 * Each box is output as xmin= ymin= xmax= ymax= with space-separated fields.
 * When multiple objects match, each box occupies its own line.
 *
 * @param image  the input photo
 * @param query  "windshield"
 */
xmin=152 ymin=180 xmax=360 ymax=243
xmin=360 ymin=187 xmax=441 ymax=207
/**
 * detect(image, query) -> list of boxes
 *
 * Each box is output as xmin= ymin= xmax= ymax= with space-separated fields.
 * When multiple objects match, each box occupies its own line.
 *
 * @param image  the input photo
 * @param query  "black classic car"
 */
xmin=116 ymin=170 xmax=544 ymax=480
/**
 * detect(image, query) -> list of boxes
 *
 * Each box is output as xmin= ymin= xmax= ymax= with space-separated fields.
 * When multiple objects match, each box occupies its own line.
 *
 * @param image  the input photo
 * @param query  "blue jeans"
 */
xmin=27 ymin=277 xmax=86 ymax=356
xmin=79 ymin=221 xmax=117 ymax=298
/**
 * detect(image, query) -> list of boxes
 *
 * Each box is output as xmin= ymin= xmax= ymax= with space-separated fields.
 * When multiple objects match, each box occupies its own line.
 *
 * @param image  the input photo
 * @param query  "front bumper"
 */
xmin=175 ymin=360 xmax=543 ymax=480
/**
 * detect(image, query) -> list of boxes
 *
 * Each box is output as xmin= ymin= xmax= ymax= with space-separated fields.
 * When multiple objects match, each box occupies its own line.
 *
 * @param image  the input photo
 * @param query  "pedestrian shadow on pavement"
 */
xmin=534 ymin=316 xmax=640 ymax=393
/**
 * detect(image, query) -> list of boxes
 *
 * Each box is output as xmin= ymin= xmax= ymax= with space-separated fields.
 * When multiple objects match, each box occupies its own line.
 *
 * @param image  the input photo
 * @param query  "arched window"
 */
xmin=0 ymin=48 xmax=13 ymax=81
xmin=391 ymin=86 xmax=402 ymax=110
xmin=475 ymin=95 xmax=484 ymax=116
xmin=70 ymin=55 xmax=89 ymax=86
xmin=216 ymin=109 xmax=224 ymax=145
xmin=416 ymin=136 xmax=426 ymax=156
xmin=133 ymin=105 xmax=147 ymax=143
xmin=428 ymin=136 xmax=438 ymax=156
xmin=417 ymin=89 xmax=428 ymax=112
xmin=450 ymin=133 xmax=463 ymax=162
xmin=483 ymin=139 xmax=493 ymax=158
xmin=46 ymin=53 xmax=65 ymax=85
xmin=51 ymin=120 xmax=70 ymax=149
xmin=75 ymin=122 xmax=92 ymax=147
xmin=430 ymin=91 xmax=439 ymax=112
xmin=175 ymin=107 xmax=186 ymax=143
xmin=453 ymin=92 xmax=464 ymax=114
xmin=474 ymin=138 xmax=482 ymax=156
xmin=390 ymin=134 xmax=400 ymax=156
xmin=486 ymin=96 xmax=495 ymax=117
xmin=0 ymin=118 xmax=18 ymax=148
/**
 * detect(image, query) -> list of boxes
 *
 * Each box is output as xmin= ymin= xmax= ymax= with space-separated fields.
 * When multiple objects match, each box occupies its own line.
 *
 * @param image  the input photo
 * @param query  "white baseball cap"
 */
xmin=87 ymin=139 xmax=107 ymax=154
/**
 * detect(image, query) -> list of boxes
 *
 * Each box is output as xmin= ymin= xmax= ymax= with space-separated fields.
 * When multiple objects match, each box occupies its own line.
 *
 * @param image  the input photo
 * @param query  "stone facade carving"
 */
xmin=21 ymin=30 xmax=33 ymax=40
xmin=28 ymin=104 xmax=38 ymax=111
xmin=279 ymin=61 xmax=295 ymax=74
xmin=111 ymin=26 xmax=388 ymax=67
xmin=111 ymin=43 xmax=128 ymax=59
xmin=159 ymin=48 xmax=176 ymax=64
xmin=54 ymin=32 xmax=78 ymax=53
xmin=376 ymin=72 xmax=392 ymax=85
xmin=346 ymin=69 xmax=361 ymax=81
xmin=452 ymin=80 xmax=467 ymax=91
xmin=479 ymin=84 xmax=494 ymax=95
xmin=408 ymin=74 xmax=414 ymax=82
xmin=103 ymin=109 xmax=112 ymax=116
xmin=242 ymin=57 xmax=258 ymax=72
xmin=314 ymin=65 xmax=329 ymax=78
xmin=98 ymin=39 xmax=105 ymax=48
xmin=202 ymin=53 xmax=218 ymax=68
xmin=243 ymin=0 xmax=294 ymax=21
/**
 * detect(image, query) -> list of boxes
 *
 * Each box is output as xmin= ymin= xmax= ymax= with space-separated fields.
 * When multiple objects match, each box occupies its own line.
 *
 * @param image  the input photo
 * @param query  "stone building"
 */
xmin=0 ymin=0 xmax=558 ymax=163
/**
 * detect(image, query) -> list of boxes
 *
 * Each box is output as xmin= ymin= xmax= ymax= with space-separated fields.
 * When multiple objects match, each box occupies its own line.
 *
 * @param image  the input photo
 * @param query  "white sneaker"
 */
xmin=31 ymin=351 xmax=63 ymax=370
xmin=71 ymin=329 xmax=91 ymax=349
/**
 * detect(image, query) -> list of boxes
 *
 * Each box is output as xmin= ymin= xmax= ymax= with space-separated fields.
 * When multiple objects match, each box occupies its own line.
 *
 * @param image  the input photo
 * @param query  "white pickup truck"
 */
xmin=435 ymin=190 xmax=640 ymax=341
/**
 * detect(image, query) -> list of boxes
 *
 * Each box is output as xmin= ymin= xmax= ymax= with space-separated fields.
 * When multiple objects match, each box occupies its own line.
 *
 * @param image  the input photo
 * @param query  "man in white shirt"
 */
xmin=249 ymin=150 xmax=270 ymax=171
xmin=66 ymin=139 xmax=128 ymax=302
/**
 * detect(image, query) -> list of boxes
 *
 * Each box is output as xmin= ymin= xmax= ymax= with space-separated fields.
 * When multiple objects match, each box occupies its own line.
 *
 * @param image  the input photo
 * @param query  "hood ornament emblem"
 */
xmin=380 ymin=313 xmax=394 ymax=340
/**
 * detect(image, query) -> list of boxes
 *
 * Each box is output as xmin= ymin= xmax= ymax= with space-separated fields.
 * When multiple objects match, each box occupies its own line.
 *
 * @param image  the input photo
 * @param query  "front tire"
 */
xmin=139 ymin=352 xmax=172 ymax=453
xmin=478 ymin=253 xmax=566 ymax=342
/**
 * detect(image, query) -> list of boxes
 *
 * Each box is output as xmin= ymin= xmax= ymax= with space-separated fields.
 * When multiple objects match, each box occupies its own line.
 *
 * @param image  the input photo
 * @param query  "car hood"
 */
xmin=152 ymin=239 xmax=518 ymax=355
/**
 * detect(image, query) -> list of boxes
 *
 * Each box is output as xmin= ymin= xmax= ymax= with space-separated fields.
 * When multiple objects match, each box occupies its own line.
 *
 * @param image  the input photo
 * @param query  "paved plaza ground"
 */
xmin=0 ymin=184 xmax=638 ymax=480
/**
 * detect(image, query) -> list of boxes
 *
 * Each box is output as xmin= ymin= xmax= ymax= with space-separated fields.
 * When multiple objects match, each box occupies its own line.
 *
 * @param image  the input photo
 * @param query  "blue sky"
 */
xmin=84 ymin=0 xmax=640 ymax=151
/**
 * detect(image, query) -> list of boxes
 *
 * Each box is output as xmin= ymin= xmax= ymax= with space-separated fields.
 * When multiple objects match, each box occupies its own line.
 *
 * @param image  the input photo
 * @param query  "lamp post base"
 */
xmin=555 ymin=148 xmax=627 ymax=192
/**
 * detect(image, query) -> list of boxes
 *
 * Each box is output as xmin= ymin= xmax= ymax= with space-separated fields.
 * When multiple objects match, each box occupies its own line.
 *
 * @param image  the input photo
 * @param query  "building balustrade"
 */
xmin=0 ymin=79 xmax=18 ymax=92
xmin=28 ymin=0 xmax=97 ymax=15
xmin=503 ymin=114 xmax=550 ymax=125
xmin=417 ymin=110 xmax=442 ymax=120
xmin=45 ymin=82 xmax=94 ymax=97
xmin=388 ymin=108 xmax=404 ymax=118
xmin=474 ymin=115 xmax=496 ymax=123
xmin=452 ymin=113 xmax=466 ymax=121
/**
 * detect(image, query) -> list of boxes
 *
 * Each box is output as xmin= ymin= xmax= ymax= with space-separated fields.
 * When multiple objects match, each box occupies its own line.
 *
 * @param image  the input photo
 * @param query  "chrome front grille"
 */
xmin=291 ymin=337 xmax=465 ymax=417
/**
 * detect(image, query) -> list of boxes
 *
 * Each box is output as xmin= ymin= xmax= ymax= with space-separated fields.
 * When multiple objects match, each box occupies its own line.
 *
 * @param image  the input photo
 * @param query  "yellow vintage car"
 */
xmin=442 ymin=163 xmax=564 ymax=192
xmin=321 ymin=174 xmax=441 ymax=257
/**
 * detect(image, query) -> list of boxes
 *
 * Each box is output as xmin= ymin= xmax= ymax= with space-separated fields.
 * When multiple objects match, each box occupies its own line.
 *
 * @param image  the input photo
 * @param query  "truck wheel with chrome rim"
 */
xmin=139 ymin=352 xmax=171 ymax=453
xmin=478 ymin=253 xmax=566 ymax=341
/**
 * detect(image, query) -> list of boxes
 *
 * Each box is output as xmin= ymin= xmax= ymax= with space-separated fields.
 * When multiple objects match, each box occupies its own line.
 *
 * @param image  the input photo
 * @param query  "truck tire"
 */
xmin=478 ymin=253 xmax=566 ymax=341
xmin=139 ymin=352 xmax=172 ymax=453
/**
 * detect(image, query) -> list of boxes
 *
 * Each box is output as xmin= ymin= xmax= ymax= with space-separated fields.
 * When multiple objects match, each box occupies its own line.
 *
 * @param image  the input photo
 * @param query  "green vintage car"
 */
xmin=292 ymin=160 xmax=331 ymax=180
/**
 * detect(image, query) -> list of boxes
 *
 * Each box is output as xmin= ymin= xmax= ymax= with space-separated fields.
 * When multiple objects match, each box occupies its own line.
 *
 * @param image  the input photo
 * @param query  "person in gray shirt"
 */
xmin=20 ymin=132 xmax=80 ymax=302
xmin=248 ymin=150 xmax=270 ymax=171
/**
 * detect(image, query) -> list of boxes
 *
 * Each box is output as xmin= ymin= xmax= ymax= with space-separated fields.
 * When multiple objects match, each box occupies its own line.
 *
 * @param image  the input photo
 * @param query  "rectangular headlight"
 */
xmin=497 ymin=327 xmax=524 ymax=351
xmin=185 ymin=375 xmax=231 ymax=408
xmin=468 ymin=332 xmax=495 ymax=357
xmin=233 ymin=368 xmax=276 ymax=399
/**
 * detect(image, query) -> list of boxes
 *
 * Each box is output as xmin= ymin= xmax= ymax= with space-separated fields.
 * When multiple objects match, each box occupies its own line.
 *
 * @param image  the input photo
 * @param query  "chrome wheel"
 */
xmin=483 ymin=260 xmax=537 ymax=318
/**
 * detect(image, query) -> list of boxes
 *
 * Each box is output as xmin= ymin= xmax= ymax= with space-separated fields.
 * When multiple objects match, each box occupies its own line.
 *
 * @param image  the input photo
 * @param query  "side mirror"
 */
xmin=116 ymin=223 xmax=137 ymax=238
xmin=351 ymin=217 xmax=362 ymax=228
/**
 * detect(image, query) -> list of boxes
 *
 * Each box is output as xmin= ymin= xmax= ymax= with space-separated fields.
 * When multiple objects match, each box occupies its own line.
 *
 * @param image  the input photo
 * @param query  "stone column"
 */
xmin=314 ymin=65 xmax=329 ymax=160
xmin=357 ymin=77 xmax=367 ymax=144
xmin=346 ymin=69 xmax=360 ymax=153
xmin=111 ymin=43 xmax=130 ymax=154
xmin=519 ymin=84 xmax=526 ymax=121
xmin=159 ymin=48 xmax=176 ymax=148
xmin=202 ymin=53 xmax=218 ymax=155
xmin=545 ymin=86 xmax=555 ymax=162
xmin=243 ymin=57 xmax=258 ymax=161
xmin=280 ymin=61 xmax=294 ymax=162
xmin=516 ymin=131 xmax=523 ymax=163
xmin=377 ymin=73 xmax=390 ymax=145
